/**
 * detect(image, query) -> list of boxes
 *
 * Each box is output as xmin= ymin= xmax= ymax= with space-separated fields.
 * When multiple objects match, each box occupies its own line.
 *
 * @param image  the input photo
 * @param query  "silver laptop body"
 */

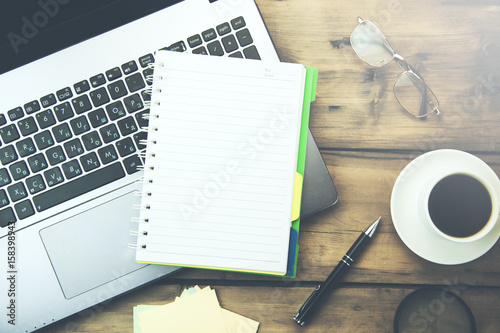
xmin=0 ymin=1 xmax=337 ymax=331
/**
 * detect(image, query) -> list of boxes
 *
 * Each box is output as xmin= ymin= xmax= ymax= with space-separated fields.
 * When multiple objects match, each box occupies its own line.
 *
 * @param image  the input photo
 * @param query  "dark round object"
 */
xmin=394 ymin=287 xmax=476 ymax=333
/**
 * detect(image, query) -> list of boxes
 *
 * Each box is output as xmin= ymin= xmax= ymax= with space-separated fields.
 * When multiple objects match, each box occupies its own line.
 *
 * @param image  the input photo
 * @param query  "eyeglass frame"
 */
xmin=351 ymin=17 xmax=441 ymax=118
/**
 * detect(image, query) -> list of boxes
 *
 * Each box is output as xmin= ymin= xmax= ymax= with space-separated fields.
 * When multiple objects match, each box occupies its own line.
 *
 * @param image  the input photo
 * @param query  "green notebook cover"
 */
xmin=285 ymin=66 xmax=318 ymax=278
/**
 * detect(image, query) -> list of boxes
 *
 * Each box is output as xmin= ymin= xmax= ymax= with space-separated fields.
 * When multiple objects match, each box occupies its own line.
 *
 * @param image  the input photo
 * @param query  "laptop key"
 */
xmin=72 ymin=95 xmax=92 ymax=114
xmin=0 ymin=168 xmax=12 ymax=187
xmin=56 ymin=87 xmax=73 ymax=102
xmin=28 ymin=154 xmax=48 ymax=173
xmin=80 ymin=152 xmax=100 ymax=172
xmin=192 ymin=46 xmax=208 ymax=55
xmin=7 ymin=107 xmax=24 ymax=122
xmin=125 ymin=73 xmax=146 ymax=92
xmin=34 ymin=130 xmax=55 ymax=150
xmin=187 ymin=34 xmax=203 ymax=48
xmin=62 ymin=160 xmax=83 ymax=179
xmin=202 ymin=28 xmax=217 ymax=42
xmin=229 ymin=51 xmax=244 ymax=58
xmin=44 ymin=167 xmax=64 ymax=187
xmin=141 ymin=90 xmax=151 ymax=102
xmin=100 ymin=123 xmax=120 ymax=143
xmin=82 ymin=131 xmax=102 ymax=150
xmin=122 ymin=60 xmax=138 ymax=75
xmin=33 ymin=162 xmax=125 ymax=212
xmin=236 ymin=28 xmax=253 ymax=47
xmin=14 ymin=200 xmax=35 ymax=220
xmin=0 ymin=145 xmax=18 ymax=165
xmin=9 ymin=161 xmax=29 ymax=181
xmin=54 ymin=102 xmax=74 ymax=122
xmin=142 ymin=67 xmax=154 ymax=84
xmin=24 ymin=100 xmax=41 ymax=114
xmin=74 ymin=80 xmax=90 ymax=94
xmin=36 ymin=109 xmax=57 ymax=129
xmin=123 ymin=94 xmax=144 ymax=113
xmin=98 ymin=145 xmax=119 ymax=164
xmin=7 ymin=182 xmax=28 ymax=202
xmin=64 ymin=138 xmax=84 ymax=158
xmin=118 ymin=116 xmax=138 ymax=136
xmin=90 ymin=87 xmax=110 ymax=107
xmin=106 ymin=67 xmax=122 ymax=81
xmin=133 ymin=131 xmax=147 ymax=150
xmin=243 ymin=45 xmax=261 ymax=60
xmin=46 ymin=146 xmax=66 ymax=165
xmin=116 ymin=137 xmax=136 ymax=157
xmin=231 ymin=16 xmax=246 ymax=30
xmin=106 ymin=101 xmax=127 ymax=120
xmin=0 ymin=114 xmax=6 ymax=126
xmin=52 ymin=123 xmax=73 ymax=143
xmin=222 ymin=35 xmax=238 ymax=53
xmin=236 ymin=29 xmax=253 ymax=46
xmin=16 ymin=138 xmax=36 ymax=157
xmin=0 ymin=189 xmax=8 ymax=207
xmin=70 ymin=116 xmax=91 ymax=135
xmin=135 ymin=110 xmax=149 ymax=129
xmin=17 ymin=117 xmax=38 ymax=136
xmin=88 ymin=108 xmax=108 ymax=128
xmin=0 ymin=207 xmax=16 ymax=226
xmin=123 ymin=154 xmax=142 ymax=175
xmin=207 ymin=40 xmax=224 ymax=56
xmin=40 ymin=93 xmax=57 ymax=108
xmin=0 ymin=124 xmax=20 ymax=144
xmin=108 ymin=80 xmax=128 ymax=100
xmin=90 ymin=74 xmax=106 ymax=88
xmin=216 ymin=22 xmax=231 ymax=36
xmin=139 ymin=53 xmax=155 ymax=68
xmin=166 ymin=41 xmax=186 ymax=52
xmin=26 ymin=175 xmax=46 ymax=195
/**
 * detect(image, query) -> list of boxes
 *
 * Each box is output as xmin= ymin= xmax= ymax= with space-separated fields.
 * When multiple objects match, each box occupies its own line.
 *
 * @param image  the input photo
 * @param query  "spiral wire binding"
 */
xmin=130 ymin=61 xmax=165 ymax=249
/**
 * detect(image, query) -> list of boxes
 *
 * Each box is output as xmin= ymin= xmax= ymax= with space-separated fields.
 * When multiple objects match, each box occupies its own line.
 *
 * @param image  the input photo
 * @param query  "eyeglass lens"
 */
xmin=350 ymin=21 xmax=395 ymax=67
xmin=394 ymin=71 xmax=439 ymax=118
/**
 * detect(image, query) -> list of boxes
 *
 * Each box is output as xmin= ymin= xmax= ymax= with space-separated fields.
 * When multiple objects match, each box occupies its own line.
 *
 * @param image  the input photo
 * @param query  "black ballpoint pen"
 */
xmin=293 ymin=217 xmax=381 ymax=326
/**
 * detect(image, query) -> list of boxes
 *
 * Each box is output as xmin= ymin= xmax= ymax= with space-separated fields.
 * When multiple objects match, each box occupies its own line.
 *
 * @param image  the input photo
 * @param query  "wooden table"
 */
xmin=41 ymin=0 xmax=500 ymax=331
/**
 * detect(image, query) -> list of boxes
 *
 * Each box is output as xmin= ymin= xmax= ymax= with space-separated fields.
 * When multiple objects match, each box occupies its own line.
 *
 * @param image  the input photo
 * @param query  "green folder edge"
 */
xmin=285 ymin=66 xmax=318 ymax=278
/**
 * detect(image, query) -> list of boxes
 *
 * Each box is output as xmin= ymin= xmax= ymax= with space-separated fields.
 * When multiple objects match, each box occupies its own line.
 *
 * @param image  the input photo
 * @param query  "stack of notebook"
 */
xmin=133 ymin=50 xmax=318 ymax=277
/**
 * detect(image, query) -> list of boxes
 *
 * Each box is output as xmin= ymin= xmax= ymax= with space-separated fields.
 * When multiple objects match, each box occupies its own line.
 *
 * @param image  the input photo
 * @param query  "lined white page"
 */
xmin=136 ymin=50 xmax=306 ymax=275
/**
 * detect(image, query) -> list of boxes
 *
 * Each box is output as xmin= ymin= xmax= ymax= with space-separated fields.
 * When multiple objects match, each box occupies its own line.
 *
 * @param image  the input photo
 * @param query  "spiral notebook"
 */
xmin=135 ymin=50 xmax=317 ymax=276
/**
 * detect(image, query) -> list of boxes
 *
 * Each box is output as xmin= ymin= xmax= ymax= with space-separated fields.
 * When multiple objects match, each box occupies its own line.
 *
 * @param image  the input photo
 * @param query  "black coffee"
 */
xmin=428 ymin=174 xmax=492 ymax=238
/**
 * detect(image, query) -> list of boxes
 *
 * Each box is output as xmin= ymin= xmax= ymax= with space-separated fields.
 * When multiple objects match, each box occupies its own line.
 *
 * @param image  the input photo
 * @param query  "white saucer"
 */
xmin=391 ymin=149 xmax=500 ymax=265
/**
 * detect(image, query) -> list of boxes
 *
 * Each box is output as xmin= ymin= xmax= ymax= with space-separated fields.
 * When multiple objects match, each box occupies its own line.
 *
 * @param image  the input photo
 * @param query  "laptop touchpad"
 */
xmin=40 ymin=191 xmax=146 ymax=299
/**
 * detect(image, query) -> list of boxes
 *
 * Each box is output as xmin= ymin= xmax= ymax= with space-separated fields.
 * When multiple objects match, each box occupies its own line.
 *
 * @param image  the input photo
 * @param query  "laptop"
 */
xmin=0 ymin=0 xmax=338 ymax=331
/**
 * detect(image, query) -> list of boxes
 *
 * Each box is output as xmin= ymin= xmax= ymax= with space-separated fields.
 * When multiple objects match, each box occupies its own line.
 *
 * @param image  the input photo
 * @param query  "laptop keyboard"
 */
xmin=0 ymin=16 xmax=260 ymax=227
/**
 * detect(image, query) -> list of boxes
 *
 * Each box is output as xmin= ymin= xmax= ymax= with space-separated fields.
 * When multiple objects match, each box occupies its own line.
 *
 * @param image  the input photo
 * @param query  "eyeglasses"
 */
xmin=350 ymin=18 xmax=440 ymax=118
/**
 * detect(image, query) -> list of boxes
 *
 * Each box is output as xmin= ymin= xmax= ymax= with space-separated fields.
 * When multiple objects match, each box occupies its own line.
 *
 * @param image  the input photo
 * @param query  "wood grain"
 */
xmin=36 ymin=284 xmax=500 ymax=333
xmin=256 ymin=0 xmax=500 ymax=152
xmin=35 ymin=1 xmax=500 ymax=332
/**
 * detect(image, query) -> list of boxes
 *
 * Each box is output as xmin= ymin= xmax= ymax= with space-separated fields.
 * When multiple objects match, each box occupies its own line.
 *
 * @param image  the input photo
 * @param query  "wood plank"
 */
xmin=35 ymin=284 xmax=500 ymax=333
xmin=256 ymin=0 xmax=500 ymax=151
xmin=29 ymin=1 xmax=500 ymax=332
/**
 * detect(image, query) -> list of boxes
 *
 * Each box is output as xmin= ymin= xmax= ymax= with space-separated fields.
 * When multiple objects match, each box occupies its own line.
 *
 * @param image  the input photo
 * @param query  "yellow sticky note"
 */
xmin=291 ymin=172 xmax=303 ymax=221
xmin=138 ymin=287 xmax=226 ymax=333
xmin=136 ymin=286 xmax=259 ymax=333
xmin=134 ymin=305 xmax=159 ymax=333
xmin=221 ymin=308 xmax=259 ymax=333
